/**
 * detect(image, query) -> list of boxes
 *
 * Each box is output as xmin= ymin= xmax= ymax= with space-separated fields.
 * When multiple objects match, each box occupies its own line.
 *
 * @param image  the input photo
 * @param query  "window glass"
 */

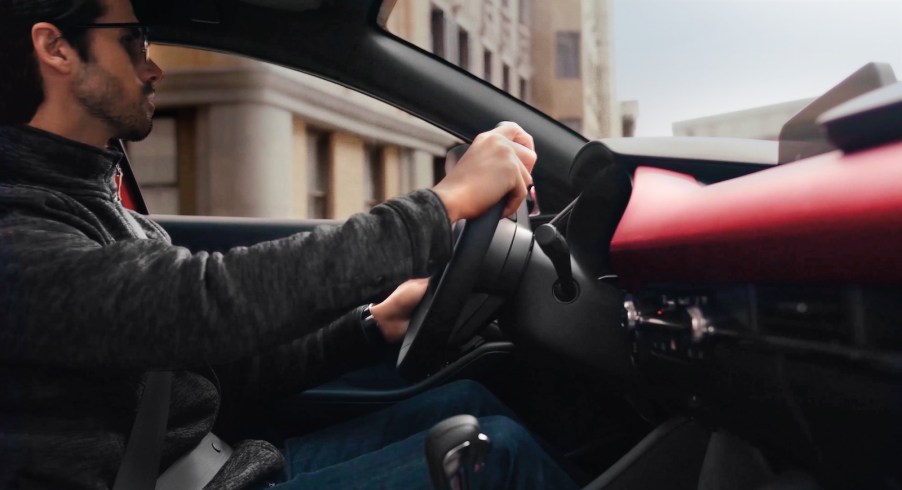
xmin=307 ymin=130 xmax=330 ymax=219
xmin=363 ymin=144 xmax=385 ymax=209
xmin=458 ymin=28 xmax=470 ymax=70
xmin=502 ymin=64 xmax=511 ymax=92
xmin=555 ymin=32 xmax=580 ymax=79
xmin=518 ymin=0 xmax=531 ymax=25
xmin=431 ymin=8 xmax=445 ymax=59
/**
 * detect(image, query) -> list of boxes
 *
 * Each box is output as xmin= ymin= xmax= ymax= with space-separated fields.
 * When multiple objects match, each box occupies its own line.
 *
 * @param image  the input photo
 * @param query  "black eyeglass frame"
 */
xmin=62 ymin=22 xmax=151 ymax=64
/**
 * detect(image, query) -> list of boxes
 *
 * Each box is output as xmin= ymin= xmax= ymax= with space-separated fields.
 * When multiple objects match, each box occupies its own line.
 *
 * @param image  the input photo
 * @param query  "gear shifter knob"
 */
xmin=425 ymin=415 xmax=491 ymax=490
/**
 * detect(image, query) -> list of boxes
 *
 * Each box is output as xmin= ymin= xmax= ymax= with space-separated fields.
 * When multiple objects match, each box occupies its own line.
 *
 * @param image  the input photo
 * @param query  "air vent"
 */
xmin=757 ymin=286 xmax=851 ymax=344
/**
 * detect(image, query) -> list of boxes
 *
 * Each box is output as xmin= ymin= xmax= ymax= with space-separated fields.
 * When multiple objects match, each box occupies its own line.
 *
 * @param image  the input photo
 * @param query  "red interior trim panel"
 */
xmin=610 ymin=141 xmax=902 ymax=286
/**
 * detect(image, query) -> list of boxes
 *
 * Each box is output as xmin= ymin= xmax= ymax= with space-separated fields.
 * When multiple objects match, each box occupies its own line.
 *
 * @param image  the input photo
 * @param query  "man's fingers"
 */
xmin=496 ymin=123 xmax=534 ymax=217
xmin=518 ymin=160 xmax=533 ymax=189
xmin=494 ymin=121 xmax=535 ymax=151
xmin=503 ymin=172 xmax=529 ymax=217
xmin=511 ymin=143 xmax=537 ymax=175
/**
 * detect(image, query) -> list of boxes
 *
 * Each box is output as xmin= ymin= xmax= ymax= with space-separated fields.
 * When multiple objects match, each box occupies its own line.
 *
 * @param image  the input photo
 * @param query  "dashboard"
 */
xmin=510 ymin=127 xmax=902 ymax=487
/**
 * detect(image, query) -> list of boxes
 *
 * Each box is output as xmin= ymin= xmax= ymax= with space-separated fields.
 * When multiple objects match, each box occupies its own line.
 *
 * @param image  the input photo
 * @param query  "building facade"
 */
xmin=389 ymin=0 xmax=624 ymax=140
xmin=130 ymin=46 xmax=456 ymax=218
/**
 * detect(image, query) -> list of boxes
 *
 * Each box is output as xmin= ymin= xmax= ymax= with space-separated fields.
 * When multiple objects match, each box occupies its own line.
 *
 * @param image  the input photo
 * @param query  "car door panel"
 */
xmin=153 ymin=215 xmax=341 ymax=253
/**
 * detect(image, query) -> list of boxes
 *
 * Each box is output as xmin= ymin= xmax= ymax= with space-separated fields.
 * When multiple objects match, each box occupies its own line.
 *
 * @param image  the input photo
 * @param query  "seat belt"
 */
xmin=109 ymin=157 xmax=172 ymax=490
xmin=112 ymin=371 xmax=173 ymax=490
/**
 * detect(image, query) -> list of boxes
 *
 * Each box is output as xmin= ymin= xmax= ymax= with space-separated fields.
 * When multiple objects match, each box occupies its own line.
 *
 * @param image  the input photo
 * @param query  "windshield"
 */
xmin=384 ymin=0 xmax=902 ymax=140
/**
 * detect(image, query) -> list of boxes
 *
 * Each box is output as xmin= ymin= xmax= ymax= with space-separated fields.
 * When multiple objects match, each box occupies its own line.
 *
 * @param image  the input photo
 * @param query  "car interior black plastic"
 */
xmin=154 ymin=215 xmax=341 ymax=253
xmin=819 ymin=81 xmax=902 ymax=153
xmin=778 ymin=62 xmax=896 ymax=163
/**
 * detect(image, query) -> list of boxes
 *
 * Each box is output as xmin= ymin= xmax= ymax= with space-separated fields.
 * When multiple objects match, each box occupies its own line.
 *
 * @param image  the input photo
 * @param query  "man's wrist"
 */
xmin=430 ymin=186 xmax=461 ymax=223
xmin=360 ymin=303 xmax=389 ymax=347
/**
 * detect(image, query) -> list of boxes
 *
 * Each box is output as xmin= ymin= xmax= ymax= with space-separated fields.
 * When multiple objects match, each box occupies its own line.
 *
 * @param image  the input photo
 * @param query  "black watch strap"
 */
xmin=360 ymin=303 xmax=388 ymax=348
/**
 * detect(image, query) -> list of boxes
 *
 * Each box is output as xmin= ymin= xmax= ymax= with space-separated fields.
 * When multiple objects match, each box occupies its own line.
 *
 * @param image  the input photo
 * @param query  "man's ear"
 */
xmin=31 ymin=22 xmax=80 ymax=76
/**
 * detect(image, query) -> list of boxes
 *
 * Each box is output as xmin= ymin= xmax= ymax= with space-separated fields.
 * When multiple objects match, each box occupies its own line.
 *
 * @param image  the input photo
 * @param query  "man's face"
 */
xmin=71 ymin=0 xmax=162 ymax=142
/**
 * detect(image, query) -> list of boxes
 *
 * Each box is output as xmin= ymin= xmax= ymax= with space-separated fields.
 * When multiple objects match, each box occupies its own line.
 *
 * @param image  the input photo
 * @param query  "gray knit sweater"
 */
xmin=0 ymin=125 xmax=452 ymax=489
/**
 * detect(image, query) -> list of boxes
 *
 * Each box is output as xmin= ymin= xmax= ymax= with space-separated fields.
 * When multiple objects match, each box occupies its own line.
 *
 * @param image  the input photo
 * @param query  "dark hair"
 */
xmin=0 ymin=0 xmax=107 ymax=125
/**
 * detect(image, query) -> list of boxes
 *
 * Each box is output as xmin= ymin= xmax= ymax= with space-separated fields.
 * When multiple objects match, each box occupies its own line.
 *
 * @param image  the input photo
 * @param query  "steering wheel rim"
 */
xmin=396 ymin=201 xmax=506 ymax=379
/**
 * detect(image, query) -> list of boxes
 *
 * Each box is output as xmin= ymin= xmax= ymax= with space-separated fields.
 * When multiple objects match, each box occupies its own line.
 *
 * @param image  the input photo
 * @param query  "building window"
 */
xmin=483 ymin=49 xmax=493 ymax=82
xmin=519 ymin=78 xmax=529 ymax=101
xmin=431 ymin=8 xmax=445 ymax=59
xmin=518 ymin=0 xmax=531 ymax=25
xmin=502 ymin=64 xmax=511 ymax=93
xmin=432 ymin=155 xmax=446 ymax=186
xmin=127 ymin=111 xmax=196 ymax=215
xmin=560 ymin=118 xmax=583 ymax=134
xmin=307 ymin=129 xmax=331 ymax=219
xmin=622 ymin=117 xmax=636 ymax=138
xmin=363 ymin=143 xmax=385 ymax=209
xmin=556 ymin=31 xmax=581 ymax=79
xmin=457 ymin=28 xmax=470 ymax=70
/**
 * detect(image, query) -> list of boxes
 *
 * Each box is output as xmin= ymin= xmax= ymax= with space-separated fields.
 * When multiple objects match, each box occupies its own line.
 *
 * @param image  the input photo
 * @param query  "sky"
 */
xmin=612 ymin=0 xmax=902 ymax=136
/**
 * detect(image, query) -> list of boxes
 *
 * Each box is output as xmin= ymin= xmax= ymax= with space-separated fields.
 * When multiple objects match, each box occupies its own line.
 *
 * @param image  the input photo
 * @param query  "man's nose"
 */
xmin=142 ymin=58 xmax=164 ymax=84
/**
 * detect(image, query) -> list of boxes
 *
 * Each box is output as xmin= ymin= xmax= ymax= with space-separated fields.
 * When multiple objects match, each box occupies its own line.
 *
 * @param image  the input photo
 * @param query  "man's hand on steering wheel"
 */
xmin=394 ymin=122 xmax=537 ymax=379
xmin=431 ymin=122 xmax=537 ymax=223
xmin=370 ymin=278 xmax=430 ymax=343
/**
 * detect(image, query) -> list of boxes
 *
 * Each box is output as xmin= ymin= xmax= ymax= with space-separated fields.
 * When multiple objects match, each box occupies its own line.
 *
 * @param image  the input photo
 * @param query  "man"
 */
xmin=0 ymin=0 xmax=580 ymax=488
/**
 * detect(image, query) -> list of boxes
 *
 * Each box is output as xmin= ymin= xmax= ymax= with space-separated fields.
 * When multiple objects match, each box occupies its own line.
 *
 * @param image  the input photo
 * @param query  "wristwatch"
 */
xmin=360 ymin=303 xmax=388 ymax=347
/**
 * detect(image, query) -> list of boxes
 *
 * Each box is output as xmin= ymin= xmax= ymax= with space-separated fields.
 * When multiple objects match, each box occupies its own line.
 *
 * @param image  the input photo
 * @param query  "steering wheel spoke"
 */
xmin=397 ymin=202 xmax=506 ymax=379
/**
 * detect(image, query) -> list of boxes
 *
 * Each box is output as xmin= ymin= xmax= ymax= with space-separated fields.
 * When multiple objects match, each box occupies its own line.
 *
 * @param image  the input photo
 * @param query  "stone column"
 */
xmin=203 ymin=103 xmax=294 ymax=217
xmin=410 ymin=150 xmax=436 ymax=190
xmin=330 ymin=132 xmax=366 ymax=219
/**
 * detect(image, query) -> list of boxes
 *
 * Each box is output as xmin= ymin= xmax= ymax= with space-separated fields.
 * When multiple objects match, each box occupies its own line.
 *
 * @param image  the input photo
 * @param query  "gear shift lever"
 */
xmin=425 ymin=415 xmax=491 ymax=490
xmin=534 ymin=223 xmax=578 ymax=301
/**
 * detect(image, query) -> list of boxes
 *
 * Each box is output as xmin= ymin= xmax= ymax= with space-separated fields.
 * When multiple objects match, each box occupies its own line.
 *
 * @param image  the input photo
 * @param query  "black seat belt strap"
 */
xmin=113 ymin=371 xmax=173 ymax=490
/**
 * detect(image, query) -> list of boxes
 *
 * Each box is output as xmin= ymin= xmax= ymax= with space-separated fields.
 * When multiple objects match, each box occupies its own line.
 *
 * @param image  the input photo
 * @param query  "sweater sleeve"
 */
xmin=0 ymin=189 xmax=451 ymax=369
xmin=213 ymin=306 xmax=378 ymax=401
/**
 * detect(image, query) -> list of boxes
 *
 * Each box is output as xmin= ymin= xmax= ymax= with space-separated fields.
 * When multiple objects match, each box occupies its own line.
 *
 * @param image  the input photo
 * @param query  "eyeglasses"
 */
xmin=71 ymin=22 xmax=151 ymax=66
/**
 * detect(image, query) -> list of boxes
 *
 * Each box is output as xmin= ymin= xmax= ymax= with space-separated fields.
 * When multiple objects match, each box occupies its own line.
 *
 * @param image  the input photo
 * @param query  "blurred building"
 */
xmin=131 ymin=47 xmax=455 ymax=218
xmin=672 ymin=98 xmax=814 ymax=140
xmin=131 ymin=0 xmax=628 ymax=219
xmin=387 ymin=0 xmax=534 ymax=105
xmin=389 ymin=0 xmax=626 ymax=140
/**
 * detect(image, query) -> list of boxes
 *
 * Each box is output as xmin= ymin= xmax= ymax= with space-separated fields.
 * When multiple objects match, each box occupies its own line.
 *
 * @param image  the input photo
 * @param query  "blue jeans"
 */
xmin=264 ymin=380 xmax=579 ymax=489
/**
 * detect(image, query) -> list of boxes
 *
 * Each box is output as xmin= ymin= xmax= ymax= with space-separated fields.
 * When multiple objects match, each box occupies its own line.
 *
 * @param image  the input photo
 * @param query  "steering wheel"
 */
xmin=396 ymin=201 xmax=506 ymax=380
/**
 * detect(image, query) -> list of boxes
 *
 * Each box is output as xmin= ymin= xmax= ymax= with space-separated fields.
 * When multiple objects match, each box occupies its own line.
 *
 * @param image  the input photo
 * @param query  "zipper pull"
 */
xmin=114 ymin=164 xmax=123 ymax=203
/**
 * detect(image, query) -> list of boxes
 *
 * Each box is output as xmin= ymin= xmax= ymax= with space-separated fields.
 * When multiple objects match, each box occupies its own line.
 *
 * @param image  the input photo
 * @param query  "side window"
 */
xmin=127 ymin=46 xmax=459 ymax=219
